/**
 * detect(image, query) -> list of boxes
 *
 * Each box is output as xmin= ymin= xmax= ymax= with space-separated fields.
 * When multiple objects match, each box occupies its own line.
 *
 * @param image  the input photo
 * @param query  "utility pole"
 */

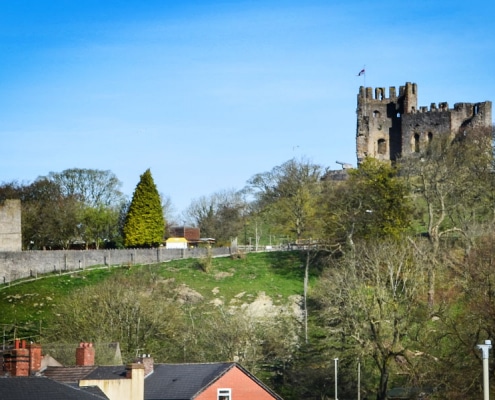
xmin=477 ymin=340 xmax=492 ymax=400
xmin=334 ymin=358 xmax=339 ymax=400
xmin=357 ymin=358 xmax=361 ymax=400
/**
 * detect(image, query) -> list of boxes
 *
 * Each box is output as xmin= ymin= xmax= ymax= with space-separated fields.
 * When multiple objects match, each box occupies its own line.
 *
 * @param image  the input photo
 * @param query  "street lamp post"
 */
xmin=334 ymin=358 xmax=339 ymax=400
xmin=357 ymin=359 xmax=361 ymax=400
xmin=477 ymin=340 xmax=492 ymax=400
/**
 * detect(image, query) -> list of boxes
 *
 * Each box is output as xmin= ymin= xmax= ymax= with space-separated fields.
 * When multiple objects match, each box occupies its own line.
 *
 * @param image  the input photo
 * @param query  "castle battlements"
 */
xmin=356 ymin=82 xmax=492 ymax=163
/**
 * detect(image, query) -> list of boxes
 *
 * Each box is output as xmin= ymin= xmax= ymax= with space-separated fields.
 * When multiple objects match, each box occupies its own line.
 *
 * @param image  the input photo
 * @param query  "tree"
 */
xmin=319 ymin=157 xmax=413 ymax=248
xmin=183 ymin=304 xmax=299 ymax=374
xmin=184 ymin=189 xmax=248 ymax=245
xmin=123 ymin=169 xmax=165 ymax=248
xmin=0 ymin=179 xmax=82 ymax=249
xmin=401 ymin=127 xmax=494 ymax=253
xmin=428 ymin=232 xmax=495 ymax=398
xmin=42 ymin=168 xmax=124 ymax=208
xmin=313 ymin=238 xmax=429 ymax=400
xmin=247 ymin=158 xmax=324 ymax=242
xmin=400 ymin=127 xmax=494 ymax=306
xmin=46 ymin=271 xmax=184 ymax=362
xmin=0 ymin=169 xmax=126 ymax=249
xmin=80 ymin=204 xmax=120 ymax=249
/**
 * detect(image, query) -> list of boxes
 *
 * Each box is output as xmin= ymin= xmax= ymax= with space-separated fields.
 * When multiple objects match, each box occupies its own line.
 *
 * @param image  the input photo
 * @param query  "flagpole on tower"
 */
xmin=357 ymin=66 xmax=366 ymax=87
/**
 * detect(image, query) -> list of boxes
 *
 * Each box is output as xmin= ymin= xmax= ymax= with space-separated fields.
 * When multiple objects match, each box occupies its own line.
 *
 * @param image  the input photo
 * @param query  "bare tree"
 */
xmin=314 ymin=238 xmax=429 ymax=400
xmin=400 ymin=127 xmax=494 ymax=306
xmin=42 ymin=168 xmax=124 ymax=207
xmin=183 ymin=189 xmax=248 ymax=244
xmin=247 ymin=158 xmax=324 ymax=242
xmin=46 ymin=271 xmax=184 ymax=362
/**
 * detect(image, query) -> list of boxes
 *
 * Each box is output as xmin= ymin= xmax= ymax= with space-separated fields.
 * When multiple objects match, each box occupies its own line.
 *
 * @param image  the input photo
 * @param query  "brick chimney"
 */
xmin=2 ymin=339 xmax=32 ymax=376
xmin=76 ymin=342 xmax=95 ymax=366
xmin=125 ymin=362 xmax=145 ymax=379
xmin=135 ymin=354 xmax=154 ymax=377
xmin=27 ymin=343 xmax=42 ymax=374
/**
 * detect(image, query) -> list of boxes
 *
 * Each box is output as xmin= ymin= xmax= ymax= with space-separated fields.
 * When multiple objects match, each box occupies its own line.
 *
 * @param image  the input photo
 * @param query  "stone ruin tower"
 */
xmin=0 ymin=199 xmax=22 ymax=251
xmin=356 ymin=82 xmax=492 ymax=163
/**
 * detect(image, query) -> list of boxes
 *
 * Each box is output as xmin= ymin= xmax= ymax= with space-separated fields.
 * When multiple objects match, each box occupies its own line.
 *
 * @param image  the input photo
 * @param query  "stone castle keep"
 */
xmin=356 ymin=82 xmax=492 ymax=163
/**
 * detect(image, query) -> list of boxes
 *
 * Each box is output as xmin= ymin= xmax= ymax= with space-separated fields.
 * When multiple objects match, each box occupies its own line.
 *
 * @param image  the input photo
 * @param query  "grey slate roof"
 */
xmin=83 ymin=365 xmax=127 ymax=380
xmin=0 ymin=376 xmax=109 ymax=400
xmin=144 ymin=362 xmax=234 ymax=400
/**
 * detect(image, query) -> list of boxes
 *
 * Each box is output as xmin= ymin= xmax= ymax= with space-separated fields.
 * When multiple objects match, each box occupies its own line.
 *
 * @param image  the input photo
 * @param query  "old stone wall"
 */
xmin=0 ymin=200 xmax=22 ymax=252
xmin=0 ymin=247 xmax=231 ymax=284
xmin=356 ymin=82 xmax=492 ymax=163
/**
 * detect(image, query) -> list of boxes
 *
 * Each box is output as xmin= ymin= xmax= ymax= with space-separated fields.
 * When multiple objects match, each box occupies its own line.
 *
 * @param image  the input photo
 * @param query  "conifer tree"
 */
xmin=123 ymin=169 xmax=165 ymax=248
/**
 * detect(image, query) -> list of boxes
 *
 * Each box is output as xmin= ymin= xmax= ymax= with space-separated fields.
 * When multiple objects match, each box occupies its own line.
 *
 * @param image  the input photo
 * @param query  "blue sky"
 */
xmin=1 ymin=0 xmax=494 ymax=218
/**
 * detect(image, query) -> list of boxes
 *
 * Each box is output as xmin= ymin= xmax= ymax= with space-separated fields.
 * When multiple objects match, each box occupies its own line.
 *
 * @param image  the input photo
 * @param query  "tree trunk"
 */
xmin=377 ymin=368 xmax=389 ymax=400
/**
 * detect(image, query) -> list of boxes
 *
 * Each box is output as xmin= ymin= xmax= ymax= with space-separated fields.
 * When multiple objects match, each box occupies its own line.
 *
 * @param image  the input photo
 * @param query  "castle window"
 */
xmin=373 ymin=110 xmax=380 ymax=118
xmin=428 ymin=132 xmax=433 ymax=143
xmin=414 ymin=133 xmax=420 ymax=153
xmin=377 ymin=139 xmax=386 ymax=155
xmin=474 ymin=104 xmax=479 ymax=115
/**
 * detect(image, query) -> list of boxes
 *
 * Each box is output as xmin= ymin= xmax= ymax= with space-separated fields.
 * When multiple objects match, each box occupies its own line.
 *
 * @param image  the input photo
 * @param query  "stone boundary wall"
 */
xmin=0 ymin=247 xmax=231 ymax=284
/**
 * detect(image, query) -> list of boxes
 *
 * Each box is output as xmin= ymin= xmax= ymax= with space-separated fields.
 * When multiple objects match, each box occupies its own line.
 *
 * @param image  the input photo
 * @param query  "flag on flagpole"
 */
xmin=357 ymin=68 xmax=365 ymax=76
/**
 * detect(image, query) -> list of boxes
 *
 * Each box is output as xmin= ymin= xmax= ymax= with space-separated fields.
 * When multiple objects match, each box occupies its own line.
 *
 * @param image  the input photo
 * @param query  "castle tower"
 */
xmin=356 ymin=84 xmax=416 ymax=163
xmin=356 ymin=82 xmax=491 ymax=163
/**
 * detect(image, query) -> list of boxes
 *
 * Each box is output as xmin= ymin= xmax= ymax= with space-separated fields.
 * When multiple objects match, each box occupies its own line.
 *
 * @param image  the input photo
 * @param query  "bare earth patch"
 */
xmin=175 ymin=284 xmax=204 ymax=305
xmin=214 ymin=272 xmax=233 ymax=280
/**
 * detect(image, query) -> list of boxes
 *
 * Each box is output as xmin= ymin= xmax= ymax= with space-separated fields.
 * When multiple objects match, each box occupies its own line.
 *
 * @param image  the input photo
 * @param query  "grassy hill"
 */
xmin=0 ymin=251 xmax=311 ymax=341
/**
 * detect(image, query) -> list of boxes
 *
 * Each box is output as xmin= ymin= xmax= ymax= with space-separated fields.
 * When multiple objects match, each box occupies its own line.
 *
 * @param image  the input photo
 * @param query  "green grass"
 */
xmin=0 ymin=251 xmax=315 ymax=336
xmin=0 ymin=267 xmax=121 ymax=332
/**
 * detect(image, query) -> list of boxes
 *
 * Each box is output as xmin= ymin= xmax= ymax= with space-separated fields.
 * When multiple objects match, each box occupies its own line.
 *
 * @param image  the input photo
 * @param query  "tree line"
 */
xmin=0 ymin=168 xmax=165 ymax=250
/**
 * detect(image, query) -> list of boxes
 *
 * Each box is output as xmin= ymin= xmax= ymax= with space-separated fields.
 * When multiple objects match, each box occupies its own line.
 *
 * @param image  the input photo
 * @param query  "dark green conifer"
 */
xmin=123 ymin=169 xmax=165 ymax=248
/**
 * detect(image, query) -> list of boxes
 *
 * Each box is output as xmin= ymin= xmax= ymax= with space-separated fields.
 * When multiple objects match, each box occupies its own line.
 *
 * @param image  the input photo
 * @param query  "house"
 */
xmin=169 ymin=226 xmax=200 ymax=243
xmin=165 ymin=237 xmax=188 ymax=249
xmin=2 ymin=341 xmax=284 ymax=400
xmin=142 ymin=359 xmax=283 ymax=400
xmin=167 ymin=226 xmax=215 ymax=247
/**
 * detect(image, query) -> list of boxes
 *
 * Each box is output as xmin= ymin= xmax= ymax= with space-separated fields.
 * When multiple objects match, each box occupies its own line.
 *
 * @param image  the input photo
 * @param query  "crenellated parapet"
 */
xmin=356 ymin=82 xmax=492 ymax=163
xmin=359 ymin=86 xmax=399 ymax=101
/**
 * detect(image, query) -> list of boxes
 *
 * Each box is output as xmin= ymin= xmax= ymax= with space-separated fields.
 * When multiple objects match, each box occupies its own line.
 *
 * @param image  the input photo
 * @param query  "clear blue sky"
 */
xmin=1 ymin=0 xmax=494 ymax=218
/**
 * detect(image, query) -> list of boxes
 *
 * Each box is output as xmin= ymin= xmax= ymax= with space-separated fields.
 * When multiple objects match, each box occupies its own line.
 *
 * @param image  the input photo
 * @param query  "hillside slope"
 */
xmin=0 ymin=251 xmax=310 ymax=344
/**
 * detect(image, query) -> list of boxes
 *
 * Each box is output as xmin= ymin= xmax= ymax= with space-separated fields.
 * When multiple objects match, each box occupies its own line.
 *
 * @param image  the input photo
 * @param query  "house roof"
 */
xmin=83 ymin=365 xmax=128 ymax=380
xmin=0 ymin=376 xmax=108 ymax=400
xmin=43 ymin=365 xmax=98 ymax=383
xmin=144 ymin=362 xmax=234 ymax=400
